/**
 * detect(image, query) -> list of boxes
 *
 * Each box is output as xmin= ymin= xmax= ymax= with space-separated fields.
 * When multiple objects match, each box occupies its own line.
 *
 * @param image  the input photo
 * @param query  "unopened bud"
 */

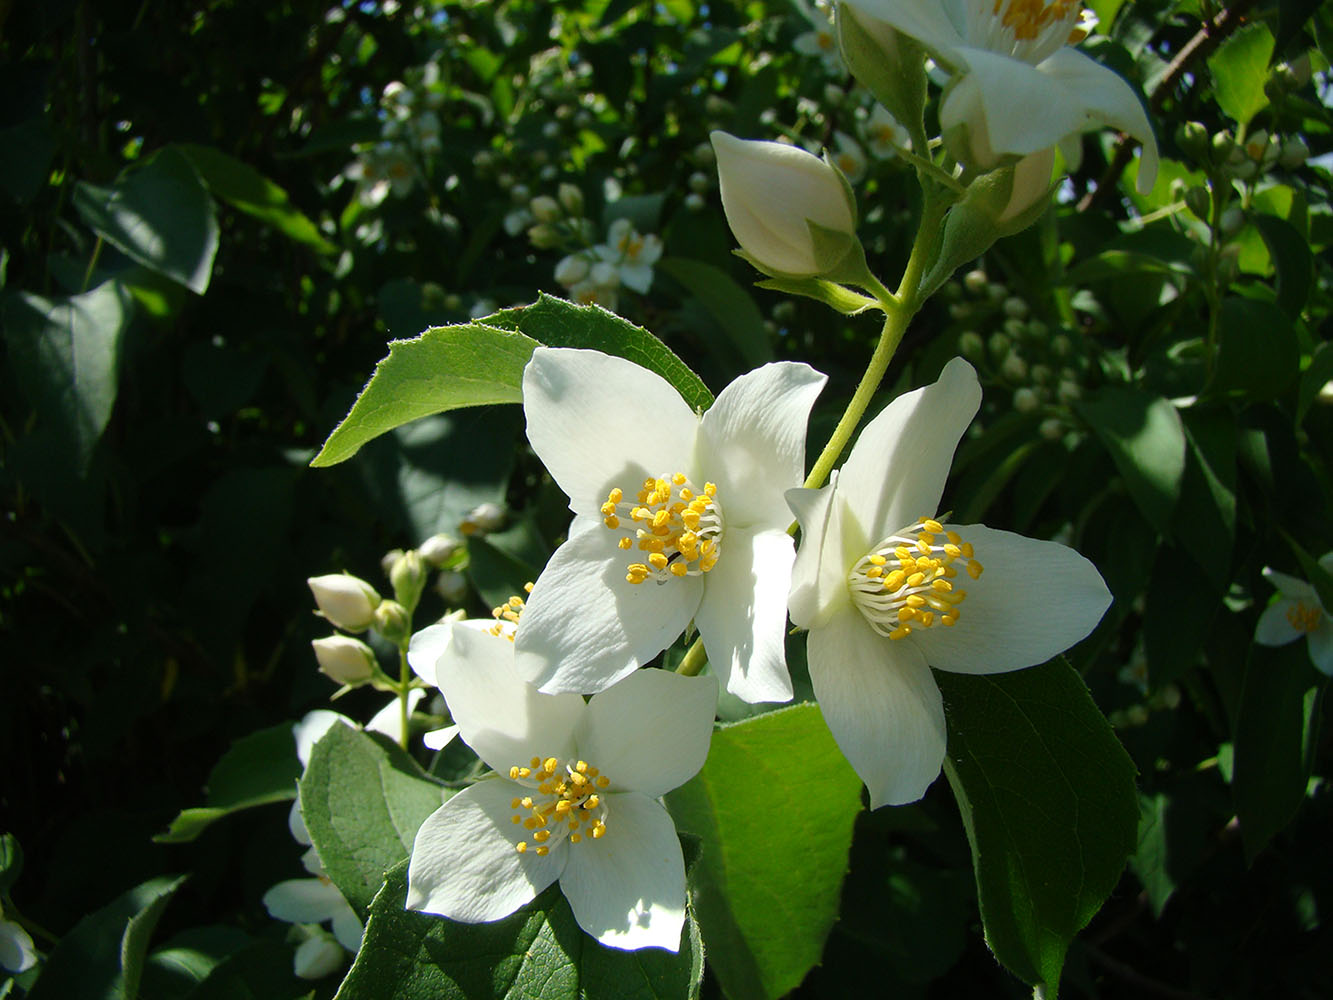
xmin=435 ymin=569 xmax=469 ymax=604
xmin=688 ymin=171 xmax=710 ymax=193
xmin=1013 ymin=387 xmax=1040 ymax=413
xmin=1176 ymin=121 xmax=1210 ymax=161
xmin=1279 ymin=137 xmax=1308 ymax=170
xmin=527 ymin=223 xmax=561 ymax=248
xmin=373 ymin=599 xmax=412 ymax=644
xmin=312 ymin=635 xmax=376 ymax=686
xmin=1002 ymin=297 xmax=1028 ymax=319
xmin=1183 ymin=185 xmax=1211 ymax=222
xmin=1211 ymin=130 xmax=1235 ymax=161
xmin=1003 ymin=317 xmax=1027 ymax=339
xmin=1057 ymin=380 xmax=1082 ymax=404
xmin=1039 ymin=418 xmax=1065 ymax=440
xmin=963 ymin=269 xmax=988 ymax=294
xmin=459 ymin=501 xmax=505 ymax=536
xmin=390 ymin=549 xmax=427 ymax=609
xmin=957 ymin=330 xmax=985 ymax=362
xmin=419 ymin=533 xmax=462 ymax=567
xmin=380 ymin=548 xmax=405 ymax=577
xmin=529 ymin=196 xmax=561 ymax=223
xmin=1001 ymin=353 xmax=1028 ymax=382
xmin=307 ymin=574 xmax=381 ymax=632
xmin=557 ymin=183 xmax=584 ymax=215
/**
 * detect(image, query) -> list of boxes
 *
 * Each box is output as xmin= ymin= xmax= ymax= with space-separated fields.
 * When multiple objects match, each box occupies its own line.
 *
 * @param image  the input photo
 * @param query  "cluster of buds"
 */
xmin=344 ymin=61 xmax=447 ymax=208
xmin=1177 ymin=122 xmax=1308 ymax=182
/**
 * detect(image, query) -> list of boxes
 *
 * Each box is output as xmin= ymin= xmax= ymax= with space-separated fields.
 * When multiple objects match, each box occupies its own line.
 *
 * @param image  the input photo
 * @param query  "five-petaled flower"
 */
xmin=839 ymin=0 xmax=1159 ymax=192
xmin=406 ymin=620 xmax=717 ymax=951
xmin=514 ymin=346 xmax=826 ymax=702
xmin=1254 ymin=554 xmax=1333 ymax=675
xmin=785 ymin=357 xmax=1112 ymax=807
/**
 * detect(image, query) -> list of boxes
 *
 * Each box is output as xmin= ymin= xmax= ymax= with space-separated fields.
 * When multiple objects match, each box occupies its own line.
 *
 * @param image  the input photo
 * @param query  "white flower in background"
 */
xmin=567 ymin=274 xmax=620 ymax=313
xmin=786 ymin=358 xmax=1112 ymax=806
xmin=0 ymin=915 xmax=36 ymax=974
xmin=406 ymin=622 xmax=717 ymax=951
xmin=516 ymin=347 xmax=826 ymax=701
xmin=554 ymin=253 xmax=593 ymax=288
xmin=863 ymin=105 xmax=911 ymax=159
xmin=594 ymin=218 xmax=663 ymax=294
xmin=459 ymin=501 xmax=506 ymax=536
xmin=504 ymin=206 xmax=535 ymax=236
xmin=711 ymin=131 xmax=858 ymax=278
xmin=840 ymin=0 xmax=1159 ymax=192
xmin=793 ymin=0 xmax=846 ymax=74
xmin=1254 ymin=555 xmax=1333 ymax=675
xmin=831 ymin=131 xmax=868 ymax=183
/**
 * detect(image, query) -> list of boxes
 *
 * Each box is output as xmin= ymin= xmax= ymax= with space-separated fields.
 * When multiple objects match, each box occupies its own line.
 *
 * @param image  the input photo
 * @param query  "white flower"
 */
xmin=307 ymin=574 xmax=381 ymax=632
xmin=0 ymin=917 xmax=36 ymax=974
xmin=554 ymin=253 xmax=593 ymax=288
xmin=594 ymin=218 xmax=664 ymax=294
xmin=406 ymin=622 xmax=717 ymax=951
xmin=831 ymin=131 xmax=868 ymax=183
xmin=1254 ymin=555 xmax=1333 ymax=675
xmin=515 ymin=347 xmax=826 ymax=701
xmin=568 ymin=279 xmax=620 ymax=312
xmin=840 ymin=0 xmax=1159 ymax=192
xmin=710 ymin=131 xmax=858 ymax=278
xmin=786 ymin=358 xmax=1111 ymax=807
xmin=863 ymin=105 xmax=911 ymax=160
xmin=793 ymin=0 xmax=846 ymax=74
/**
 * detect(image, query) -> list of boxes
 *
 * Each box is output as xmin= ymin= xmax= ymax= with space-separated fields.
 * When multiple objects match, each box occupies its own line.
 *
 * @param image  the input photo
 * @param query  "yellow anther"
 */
xmin=946 ymin=531 xmax=961 ymax=545
xmin=618 ymin=537 xmax=633 ymax=550
xmin=603 ymin=515 xmax=619 ymax=529
xmin=591 ymin=822 xmax=606 ymax=839
xmin=679 ymin=487 xmax=693 ymax=500
xmin=968 ymin=562 xmax=984 ymax=579
xmin=905 ymin=594 xmax=927 ymax=608
xmin=888 ymin=625 xmax=912 ymax=640
xmin=544 ymin=757 xmax=559 ymax=773
xmin=932 ymin=579 xmax=953 ymax=593
xmin=649 ymin=552 xmax=669 ymax=570
xmin=516 ymin=841 xmax=527 ymax=853
xmin=923 ymin=519 xmax=945 ymax=534
xmin=530 ymin=756 xmax=541 ymax=768
xmin=584 ymin=794 xmax=600 ymax=809
xmin=520 ymin=797 xmax=534 ymax=808
xmin=919 ymin=611 xmax=935 ymax=627
xmin=533 ymin=829 xmax=550 ymax=843
xmin=884 ymin=569 xmax=906 ymax=590
xmin=868 ymin=554 xmax=887 ymax=566
xmin=961 ymin=542 xmax=974 ymax=558
xmin=918 ymin=533 xmax=935 ymax=549
xmin=899 ymin=607 xmax=917 ymax=622
xmin=866 ymin=566 xmax=883 ymax=579
xmin=517 ymin=767 xmax=531 ymax=778
xmin=907 ymin=572 xmax=926 ymax=588
xmin=601 ymin=501 xmax=617 ymax=516
xmin=555 ymin=800 xmax=572 ymax=814
xmin=608 ymin=487 xmax=623 ymax=503
xmin=569 ymin=771 xmax=587 ymax=787
xmin=673 ymin=472 xmax=687 ymax=485
xmin=596 ymin=775 xmax=610 ymax=788
xmin=570 ymin=833 xmax=582 ymax=844
xmin=943 ymin=543 xmax=961 ymax=558
xmin=535 ymin=846 xmax=549 ymax=856
xmin=670 ymin=562 xmax=688 ymax=577
xmin=524 ymin=817 xmax=538 ymax=830
xmin=942 ymin=614 xmax=958 ymax=626
xmin=509 ymin=766 xmax=520 ymax=779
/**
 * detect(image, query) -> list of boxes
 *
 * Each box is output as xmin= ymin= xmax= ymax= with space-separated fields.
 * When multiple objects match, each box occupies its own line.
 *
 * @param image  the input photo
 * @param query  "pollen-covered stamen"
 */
xmin=488 ymin=582 xmax=534 ymax=641
xmin=972 ymin=0 xmax=1082 ymax=60
xmin=600 ymin=473 xmax=724 ymax=585
xmin=848 ymin=517 xmax=984 ymax=640
xmin=1287 ymin=601 xmax=1323 ymax=634
xmin=508 ymin=755 xmax=612 ymax=857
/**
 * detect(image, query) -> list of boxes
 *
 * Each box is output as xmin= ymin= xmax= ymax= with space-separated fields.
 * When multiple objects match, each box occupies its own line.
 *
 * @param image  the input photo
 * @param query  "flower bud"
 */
xmin=963 ymin=269 xmax=988 ymax=295
xmin=684 ymin=192 xmax=705 ymax=211
xmin=1051 ymin=334 xmax=1072 ymax=357
xmin=459 ymin=501 xmax=505 ymax=536
xmin=419 ymin=533 xmax=462 ymax=567
xmin=1175 ymin=121 xmax=1210 ymax=161
xmin=1040 ymin=418 xmax=1065 ymax=440
xmin=390 ymin=549 xmax=427 ymax=609
xmin=1013 ymin=387 xmax=1040 ymax=413
xmin=1027 ymin=319 xmax=1049 ymax=340
xmin=307 ymin=574 xmax=381 ymax=632
xmin=380 ymin=547 xmax=405 ymax=577
xmin=1030 ymin=364 xmax=1052 ymax=385
xmin=688 ymin=171 xmax=710 ymax=193
xmin=1279 ymin=137 xmax=1308 ymax=170
xmin=1003 ymin=317 xmax=1026 ymax=339
xmin=1183 ymin=185 xmax=1211 ymax=222
xmin=294 ymin=930 xmax=346 ymax=980
xmin=1210 ymin=130 xmax=1235 ymax=162
xmin=527 ymin=223 xmax=561 ymax=248
xmin=557 ymin=183 xmax=584 ymax=215
xmin=1057 ymin=380 xmax=1082 ymax=404
xmin=529 ymin=195 xmax=561 ymax=223
xmin=1001 ymin=353 xmax=1028 ymax=382
xmin=312 ymin=635 xmax=377 ymax=686
xmin=710 ymin=131 xmax=859 ymax=278
xmin=958 ymin=330 xmax=985 ymax=362
xmin=988 ymin=332 xmax=1011 ymax=361
xmin=373 ymin=599 xmax=412 ymax=645
xmin=1002 ymin=296 xmax=1028 ymax=319
xmin=435 ymin=569 xmax=470 ymax=604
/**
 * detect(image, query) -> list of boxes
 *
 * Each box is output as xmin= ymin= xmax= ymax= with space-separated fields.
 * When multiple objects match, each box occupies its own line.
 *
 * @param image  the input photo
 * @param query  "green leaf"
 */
xmin=337 ymin=860 xmax=704 ymax=1000
xmin=1207 ymin=22 xmax=1275 ymax=126
xmin=174 ymin=937 xmax=308 ymax=1000
xmin=3 ymin=281 xmax=132 ymax=474
xmin=665 ymin=704 xmax=862 ymax=1000
xmin=1171 ymin=407 xmax=1237 ymax=589
xmin=176 ymin=143 xmax=337 ymax=254
xmin=310 ymin=323 xmax=535 ymax=467
xmin=1252 ymin=214 xmax=1313 ymax=318
xmin=1076 ymin=387 xmax=1187 ymax=534
xmin=1213 ymin=297 xmax=1299 ymax=400
xmin=299 ymin=723 xmax=448 ymax=916
xmin=140 ymin=925 xmax=251 ymax=999
xmin=1144 ymin=546 xmax=1221 ymax=687
xmin=313 ymin=295 xmax=712 ymax=466
xmin=73 ymin=147 xmax=219 ymax=294
xmin=1296 ymin=341 xmax=1333 ymax=423
xmin=657 ymin=256 xmax=773 ymax=368
xmin=937 ymin=659 xmax=1139 ymax=994
xmin=0 ymin=834 xmax=22 ymax=895
xmin=155 ymin=723 xmax=303 ymax=843
xmin=27 ymin=875 xmax=186 ymax=1000
xmin=1233 ymin=643 xmax=1325 ymax=862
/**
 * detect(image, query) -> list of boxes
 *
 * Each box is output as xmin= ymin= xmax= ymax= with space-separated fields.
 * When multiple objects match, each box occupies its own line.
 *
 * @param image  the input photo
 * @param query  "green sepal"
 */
xmin=836 ymin=4 xmax=927 ymax=140
xmin=753 ymin=275 xmax=877 ymax=315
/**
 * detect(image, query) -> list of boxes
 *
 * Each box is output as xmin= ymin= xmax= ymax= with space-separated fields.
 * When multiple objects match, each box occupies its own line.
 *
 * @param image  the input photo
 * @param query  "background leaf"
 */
xmin=656 ymin=256 xmax=774 ymax=368
xmin=1076 ymin=387 xmax=1187 ymax=534
xmin=1207 ymin=23 xmax=1275 ymax=127
xmin=665 ymin=704 xmax=862 ymax=1000
xmin=937 ymin=659 xmax=1139 ymax=994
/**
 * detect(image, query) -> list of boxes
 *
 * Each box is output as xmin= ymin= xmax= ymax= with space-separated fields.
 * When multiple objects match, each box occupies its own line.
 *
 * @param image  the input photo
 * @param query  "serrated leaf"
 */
xmin=336 ymin=860 xmax=703 ymax=1000
xmin=155 ymin=723 xmax=303 ymax=843
xmin=299 ymin=724 xmax=448 ymax=917
xmin=176 ymin=143 xmax=336 ymax=254
xmin=27 ymin=874 xmax=185 ymax=1000
xmin=3 ymin=281 xmax=132 ymax=473
xmin=1076 ymin=387 xmax=1186 ymax=534
xmin=1208 ymin=23 xmax=1275 ymax=126
xmin=73 ymin=147 xmax=219 ymax=294
xmin=665 ymin=704 xmax=862 ymax=1000
xmin=656 ymin=257 xmax=773 ymax=368
xmin=937 ymin=658 xmax=1139 ymax=995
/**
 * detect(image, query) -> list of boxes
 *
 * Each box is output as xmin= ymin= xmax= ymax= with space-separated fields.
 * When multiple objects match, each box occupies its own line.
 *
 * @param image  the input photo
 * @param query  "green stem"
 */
xmin=397 ymin=646 xmax=411 ymax=750
xmin=675 ymin=638 xmax=708 ymax=677
xmin=81 ymin=235 xmax=104 ymax=293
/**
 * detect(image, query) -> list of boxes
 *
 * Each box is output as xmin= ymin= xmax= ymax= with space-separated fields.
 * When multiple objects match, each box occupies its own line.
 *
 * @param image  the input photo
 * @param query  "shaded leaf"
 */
xmin=1214 ymin=297 xmax=1298 ymax=400
xmin=1252 ymin=214 xmax=1313 ymax=318
xmin=1076 ymin=387 xmax=1186 ymax=534
xmin=657 ymin=256 xmax=773 ymax=368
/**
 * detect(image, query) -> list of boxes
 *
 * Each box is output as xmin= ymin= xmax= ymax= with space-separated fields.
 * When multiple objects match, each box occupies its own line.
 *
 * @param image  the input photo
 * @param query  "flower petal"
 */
xmin=367 ymin=688 xmax=425 ymax=745
xmin=694 ymin=527 xmax=797 ymax=702
xmin=559 ymin=793 xmax=687 ymax=951
xmin=835 ymin=358 xmax=981 ymax=558
xmin=787 ymin=478 xmax=853 ymax=629
xmin=406 ymin=780 xmax=566 ymax=922
xmin=263 ymin=878 xmax=349 ymax=924
xmin=330 ymin=903 xmax=364 ymax=952
xmin=911 ymin=524 xmax=1111 ymax=674
xmin=698 ymin=361 xmax=827 ymax=528
xmin=808 ymin=610 xmax=946 ymax=808
xmin=1262 ymin=567 xmax=1316 ymax=602
xmin=515 ymin=517 xmax=704 ymax=694
xmin=1308 ymin=625 xmax=1333 ymax=676
xmin=293 ymin=710 xmax=351 ymax=769
xmin=1255 ymin=598 xmax=1302 ymax=646
xmin=441 ymin=625 xmax=583 ymax=774
xmin=523 ymin=347 xmax=699 ymax=519
xmin=577 ymin=670 xmax=717 ymax=797
xmin=294 ymin=933 xmax=345 ymax=979
xmin=839 ymin=0 xmax=966 ymax=61
xmin=423 ymin=724 xmax=460 ymax=751
xmin=0 ymin=919 xmax=37 ymax=974
xmin=406 ymin=621 xmax=457 ymax=687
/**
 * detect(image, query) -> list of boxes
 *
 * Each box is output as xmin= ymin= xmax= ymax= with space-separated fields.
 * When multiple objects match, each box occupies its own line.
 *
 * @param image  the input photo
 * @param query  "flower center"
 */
xmin=992 ymin=0 xmax=1079 ymax=40
xmin=848 ymin=517 xmax=984 ymax=640
xmin=487 ymin=583 xmax=533 ymax=640
xmin=1287 ymin=600 xmax=1323 ymax=634
xmin=601 ymin=474 xmax=724 ymax=585
xmin=507 ymin=755 xmax=612 ymax=856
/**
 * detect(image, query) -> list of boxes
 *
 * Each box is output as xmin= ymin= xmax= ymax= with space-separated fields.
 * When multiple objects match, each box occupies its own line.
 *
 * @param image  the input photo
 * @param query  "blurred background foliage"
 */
xmin=2 ymin=0 xmax=1332 ymax=995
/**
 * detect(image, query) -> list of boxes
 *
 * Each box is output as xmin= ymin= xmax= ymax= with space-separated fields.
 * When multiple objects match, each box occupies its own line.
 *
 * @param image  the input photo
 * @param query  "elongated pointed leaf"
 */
xmin=1076 ymin=387 xmax=1186 ymax=534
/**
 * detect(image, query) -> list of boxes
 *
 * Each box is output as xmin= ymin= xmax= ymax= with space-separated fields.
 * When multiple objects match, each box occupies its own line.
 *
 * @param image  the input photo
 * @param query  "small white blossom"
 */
xmin=1254 ymin=555 xmax=1333 ymax=675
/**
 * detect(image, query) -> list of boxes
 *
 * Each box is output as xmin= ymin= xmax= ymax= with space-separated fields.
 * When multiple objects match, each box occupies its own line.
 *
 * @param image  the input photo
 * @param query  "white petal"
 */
xmin=1255 ymin=599 xmax=1302 ymax=646
xmin=559 ymin=793 xmax=686 ymax=951
xmin=263 ymin=878 xmax=348 ymax=924
xmin=942 ymin=49 xmax=1084 ymax=159
xmin=407 ymin=621 xmax=457 ymax=687
xmin=577 ymin=670 xmax=717 ymax=797
xmin=293 ymin=933 xmax=345 ymax=979
xmin=423 ymin=724 xmax=460 ymax=750
xmin=0 ymin=919 xmax=36 ymax=974
xmin=406 ymin=780 xmax=566 ymax=922
xmin=808 ymin=610 xmax=946 ymax=808
xmin=835 ymin=358 xmax=981 ymax=558
xmin=288 ymin=798 xmax=312 ymax=847
xmin=523 ymin=348 xmax=699 ymax=519
xmin=619 ymin=263 xmax=654 ymax=293
xmin=330 ymin=903 xmax=364 ymax=952
xmin=367 ymin=688 xmax=425 ymax=744
xmin=515 ymin=517 xmax=703 ymax=694
xmin=299 ymin=846 xmax=323 ymax=877
xmin=787 ymin=479 xmax=853 ymax=630
xmin=698 ymin=361 xmax=827 ymax=528
xmin=441 ymin=625 xmax=583 ymax=774
xmin=293 ymin=710 xmax=352 ymax=768
xmin=694 ymin=527 xmax=797 ymax=703
xmin=1262 ymin=567 xmax=1316 ymax=602
xmin=839 ymin=0 xmax=966 ymax=61
xmin=911 ymin=525 xmax=1111 ymax=673
xmin=1308 ymin=625 xmax=1333 ymax=676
